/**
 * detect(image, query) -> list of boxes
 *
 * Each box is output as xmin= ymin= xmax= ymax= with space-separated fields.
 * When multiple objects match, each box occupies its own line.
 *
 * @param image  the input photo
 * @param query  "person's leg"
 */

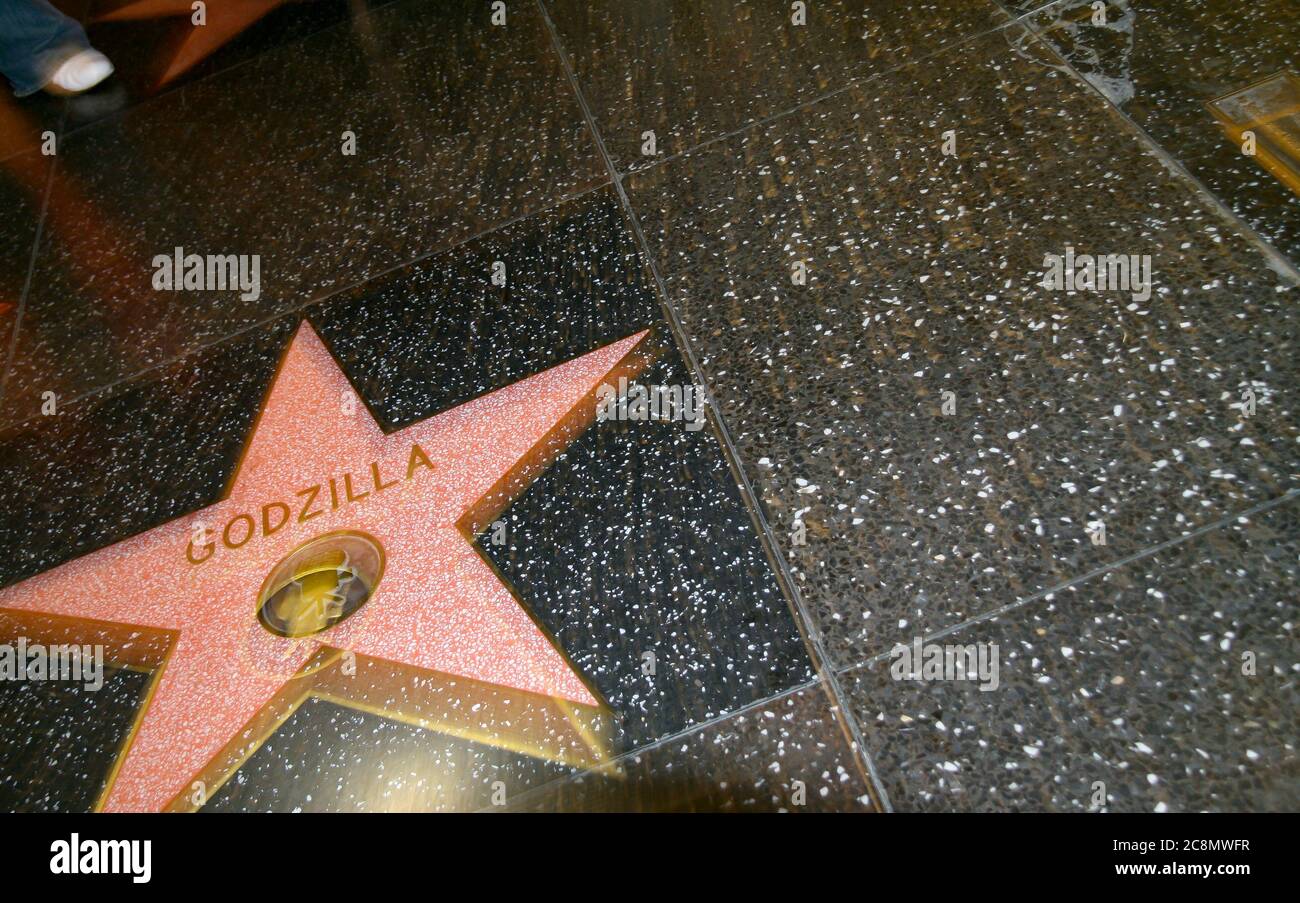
xmin=0 ymin=0 xmax=93 ymax=97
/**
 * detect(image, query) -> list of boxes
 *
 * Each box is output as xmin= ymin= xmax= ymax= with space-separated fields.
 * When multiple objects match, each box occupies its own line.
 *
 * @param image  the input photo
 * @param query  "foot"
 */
xmin=46 ymin=49 xmax=114 ymax=96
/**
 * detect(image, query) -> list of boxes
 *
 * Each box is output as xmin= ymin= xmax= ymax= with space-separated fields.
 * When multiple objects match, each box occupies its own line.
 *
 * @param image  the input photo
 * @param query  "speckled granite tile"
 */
xmin=313 ymin=187 xmax=813 ymax=747
xmin=0 ymin=150 xmax=47 ymax=352
xmin=501 ymin=681 xmax=874 ymax=812
xmin=0 ymin=188 xmax=813 ymax=809
xmin=206 ymin=681 xmax=872 ymax=812
xmin=0 ymin=0 xmax=604 ymax=425
xmin=482 ymin=347 xmax=811 ymax=747
xmin=203 ymin=698 xmax=575 ymax=812
xmin=845 ymin=497 xmax=1300 ymax=812
xmin=624 ymin=23 xmax=1299 ymax=668
xmin=1025 ymin=0 xmax=1300 ymax=264
xmin=0 ymin=318 xmax=292 ymax=589
xmin=0 ymin=662 xmax=150 ymax=812
xmin=544 ymin=0 xmax=1011 ymax=173
xmin=309 ymin=191 xmax=654 ymax=432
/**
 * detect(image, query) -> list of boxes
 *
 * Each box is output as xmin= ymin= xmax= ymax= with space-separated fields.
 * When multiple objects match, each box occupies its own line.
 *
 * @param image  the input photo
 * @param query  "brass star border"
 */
xmin=0 ymin=320 xmax=658 ymax=811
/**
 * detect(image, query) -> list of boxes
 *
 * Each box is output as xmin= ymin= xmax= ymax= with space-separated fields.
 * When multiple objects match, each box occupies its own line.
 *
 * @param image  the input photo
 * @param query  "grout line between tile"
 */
xmin=616 ymin=0 xmax=1068 ymax=179
xmin=837 ymin=488 xmax=1297 ymax=810
xmin=479 ymin=675 xmax=827 ymax=813
xmin=0 ymin=98 xmax=69 ymax=408
xmin=0 ymin=176 xmax=613 ymax=433
xmin=839 ymin=488 xmax=1300 ymax=679
xmin=0 ymin=0 xmax=1067 ymax=430
xmin=536 ymin=0 xmax=895 ymax=813
xmin=1003 ymin=0 xmax=1300 ymax=283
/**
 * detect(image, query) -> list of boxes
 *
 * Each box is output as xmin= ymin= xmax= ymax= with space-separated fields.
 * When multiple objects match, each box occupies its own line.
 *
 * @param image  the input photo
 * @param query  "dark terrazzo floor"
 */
xmin=0 ymin=0 xmax=606 ymax=424
xmin=499 ymin=681 xmax=872 ymax=812
xmin=0 ymin=0 xmax=1295 ymax=811
xmin=543 ymin=0 xmax=1015 ymax=172
xmin=203 ymin=697 xmax=578 ymax=813
xmin=846 ymin=496 xmax=1300 ymax=812
xmin=0 ymin=662 xmax=150 ymax=812
xmin=625 ymin=22 xmax=1298 ymax=669
xmin=0 ymin=182 xmax=839 ymax=810
xmin=1023 ymin=0 xmax=1300 ymax=266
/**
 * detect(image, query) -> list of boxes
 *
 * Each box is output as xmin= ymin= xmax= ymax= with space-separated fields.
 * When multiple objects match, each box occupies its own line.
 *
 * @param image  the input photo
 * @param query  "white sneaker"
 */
xmin=47 ymin=49 xmax=114 ymax=95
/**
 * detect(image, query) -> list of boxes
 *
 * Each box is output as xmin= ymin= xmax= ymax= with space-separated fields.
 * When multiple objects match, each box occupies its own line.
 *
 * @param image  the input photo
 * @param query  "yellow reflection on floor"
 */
xmin=1209 ymin=71 xmax=1300 ymax=197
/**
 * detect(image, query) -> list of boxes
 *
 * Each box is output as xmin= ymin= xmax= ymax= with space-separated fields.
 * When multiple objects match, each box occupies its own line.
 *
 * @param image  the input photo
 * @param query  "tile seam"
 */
xmin=0 ymin=176 xmax=614 ymax=433
xmin=838 ymin=488 xmax=1300 ymax=678
xmin=535 ymin=0 xmax=895 ymax=812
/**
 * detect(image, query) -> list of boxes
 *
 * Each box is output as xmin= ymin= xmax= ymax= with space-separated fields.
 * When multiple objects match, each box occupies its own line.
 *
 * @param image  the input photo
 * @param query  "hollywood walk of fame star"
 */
xmin=0 ymin=321 xmax=653 ymax=811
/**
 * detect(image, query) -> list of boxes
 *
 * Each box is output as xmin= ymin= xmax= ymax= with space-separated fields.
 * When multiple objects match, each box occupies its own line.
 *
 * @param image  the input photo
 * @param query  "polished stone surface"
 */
xmin=502 ymin=681 xmax=873 ymax=812
xmin=0 ymin=151 xmax=47 ymax=356
xmin=1025 ymin=0 xmax=1300 ymax=264
xmin=310 ymin=188 xmax=814 ymax=747
xmin=0 ymin=664 xmax=149 ymax=812
xmin=74 ymin=0 xmax=402 ymax=127
xmin=203 ymin=679 xmax=871 ymax=812
xmin=2 ymin=0 xmax=1295 ymax=813
xmin=308 ymin=192 xmax=653 ymax=431
xmin=483 ymin=346 xmax=809 ymax=746
xmin=0 ymin=320 xmax=291 ymax=588
xmin=625 ymin=22 xmax=1299 ymax=668
xmin=545 ymin=0 xmax=1013 ymax=173
xmin=0 ymin=0 xmax=604 ymax=423
xmin=846 ymin=497 xmax=1300 ymax=812
xmin=205 ymin=698 xmax=576 ymax=812
xmin=0 ymin=187 xmax=819 ymax=810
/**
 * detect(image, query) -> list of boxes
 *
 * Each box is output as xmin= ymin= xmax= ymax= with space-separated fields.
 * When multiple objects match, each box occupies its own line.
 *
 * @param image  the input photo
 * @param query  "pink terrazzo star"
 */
xmin=0 ymin=322 xmax=648 ymax=811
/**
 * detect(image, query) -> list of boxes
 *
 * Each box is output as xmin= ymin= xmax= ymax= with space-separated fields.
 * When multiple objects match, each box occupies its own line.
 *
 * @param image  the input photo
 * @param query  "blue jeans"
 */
xmin=0 ymin=0 xmax=91 ymax=96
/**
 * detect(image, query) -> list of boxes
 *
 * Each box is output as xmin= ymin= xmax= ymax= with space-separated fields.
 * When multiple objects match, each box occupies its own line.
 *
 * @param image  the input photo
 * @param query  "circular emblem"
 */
xmin=255 ymin=531 xmax=385 ymax=638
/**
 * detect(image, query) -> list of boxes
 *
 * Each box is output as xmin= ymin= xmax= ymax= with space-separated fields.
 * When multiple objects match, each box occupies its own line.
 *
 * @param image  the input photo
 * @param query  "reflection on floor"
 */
xmin=1026 ymin=0 xmax=1300 ymax=259
xmin=0 ymin=0 xmax=1295 ymax=811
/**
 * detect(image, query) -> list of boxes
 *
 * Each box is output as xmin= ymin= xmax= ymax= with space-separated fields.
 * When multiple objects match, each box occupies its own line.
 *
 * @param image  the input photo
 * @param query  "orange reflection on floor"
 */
xmin=1 ymin=90 xmax=178 ymax=404
xmin=98 ymin=0 xmax=293 ymax=88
